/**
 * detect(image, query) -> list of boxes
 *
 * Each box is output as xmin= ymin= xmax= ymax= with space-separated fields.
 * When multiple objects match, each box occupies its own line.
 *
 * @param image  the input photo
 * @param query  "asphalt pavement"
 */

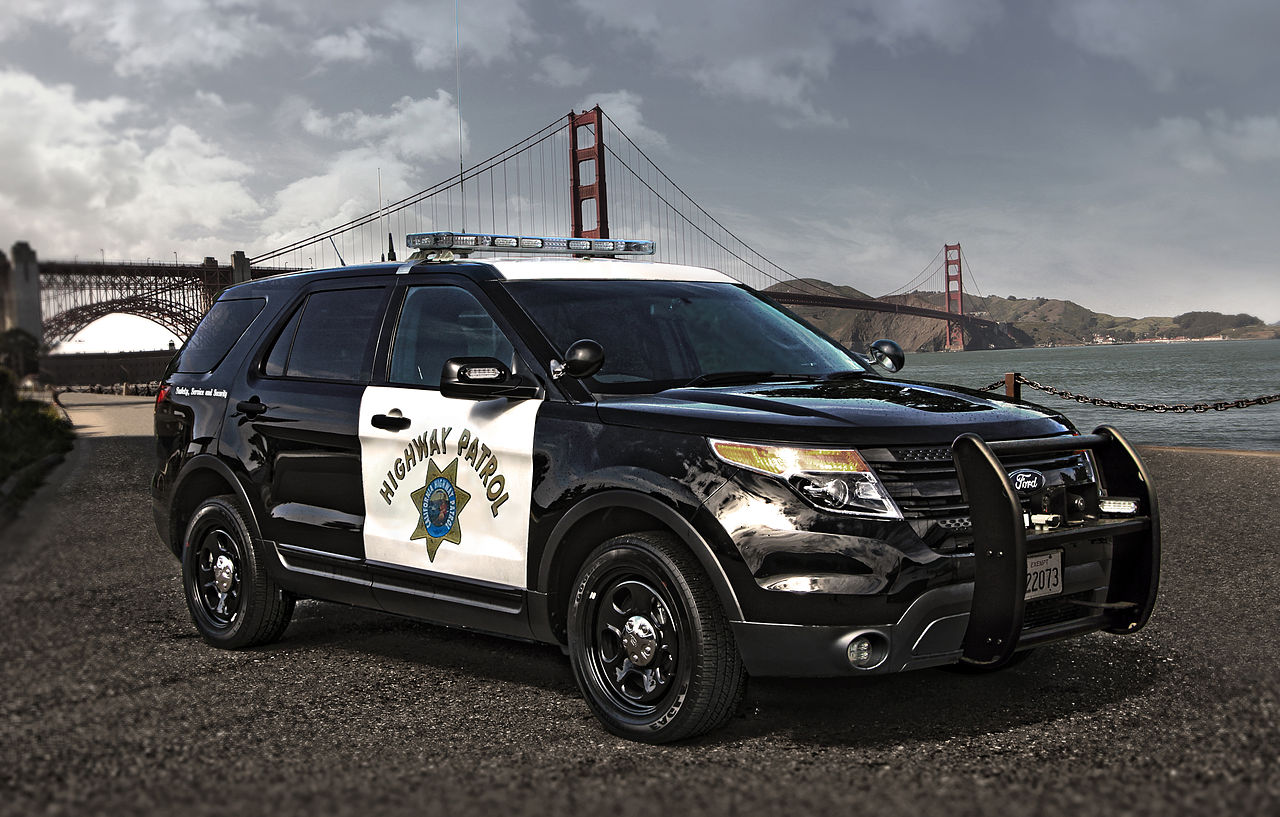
xmin=1 ymin=393 xmax=1276 ymax=816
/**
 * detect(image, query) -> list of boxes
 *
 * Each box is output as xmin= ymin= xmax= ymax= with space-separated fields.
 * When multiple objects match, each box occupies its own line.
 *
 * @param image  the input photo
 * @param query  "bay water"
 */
xmin=891 ymin=338 xmax=1280 ymax=451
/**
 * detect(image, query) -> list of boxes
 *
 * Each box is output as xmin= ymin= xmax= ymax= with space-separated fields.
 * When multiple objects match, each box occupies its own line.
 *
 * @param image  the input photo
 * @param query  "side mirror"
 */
xmin=867 ymin=339 xmax=905 ymax=373
xmin=441 ymin=357 xmax=540 ymax=400
xmin=560 ymin=339 xmax=605 ymax=379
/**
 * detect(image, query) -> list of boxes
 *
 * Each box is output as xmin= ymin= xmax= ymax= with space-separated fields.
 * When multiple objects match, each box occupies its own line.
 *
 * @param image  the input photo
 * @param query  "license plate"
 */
xmin=1025 ymin=550 xmax=1062 ymax=600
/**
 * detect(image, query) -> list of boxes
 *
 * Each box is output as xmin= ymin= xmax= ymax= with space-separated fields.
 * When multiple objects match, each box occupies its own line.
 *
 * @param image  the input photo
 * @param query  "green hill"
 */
xmin=765 ymin=280 xmax=1277 ymax=352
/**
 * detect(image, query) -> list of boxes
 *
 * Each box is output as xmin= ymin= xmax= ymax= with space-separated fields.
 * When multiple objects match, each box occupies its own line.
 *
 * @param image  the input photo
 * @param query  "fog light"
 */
xmin=846 ymin=632 xmax=889 ymax=670
xmin=848 ymin=636 xmax=872 ymax=665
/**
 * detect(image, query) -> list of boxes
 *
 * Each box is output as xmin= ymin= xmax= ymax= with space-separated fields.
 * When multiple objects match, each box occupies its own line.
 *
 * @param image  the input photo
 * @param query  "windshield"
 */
xmin=504 ymin=280 xmax=867 ymax=393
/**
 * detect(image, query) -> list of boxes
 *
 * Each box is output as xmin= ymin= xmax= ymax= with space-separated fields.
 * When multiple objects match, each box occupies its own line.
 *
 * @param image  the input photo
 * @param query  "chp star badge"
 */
xmin=409 ymin=458 xmax=471 ymax=560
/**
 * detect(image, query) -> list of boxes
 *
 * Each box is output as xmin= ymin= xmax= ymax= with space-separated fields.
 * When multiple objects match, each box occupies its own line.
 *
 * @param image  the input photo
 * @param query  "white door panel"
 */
xmin=360 ymin=385 xmax=540 ymax=588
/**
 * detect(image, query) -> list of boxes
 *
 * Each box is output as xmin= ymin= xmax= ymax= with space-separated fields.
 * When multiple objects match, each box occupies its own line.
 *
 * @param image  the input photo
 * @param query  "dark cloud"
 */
xmin=0 ymin=0 xmax=1276 ymax=323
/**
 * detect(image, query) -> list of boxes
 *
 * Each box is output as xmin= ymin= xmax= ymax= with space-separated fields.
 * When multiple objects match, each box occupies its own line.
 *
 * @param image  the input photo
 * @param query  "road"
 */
xmin=1 ymin=393 xmax=1276 ymax=816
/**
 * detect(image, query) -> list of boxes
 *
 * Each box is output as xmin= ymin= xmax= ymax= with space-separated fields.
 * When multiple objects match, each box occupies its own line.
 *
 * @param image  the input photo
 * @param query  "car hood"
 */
xmin=594 ymin=377 xmax=1074 ymax=447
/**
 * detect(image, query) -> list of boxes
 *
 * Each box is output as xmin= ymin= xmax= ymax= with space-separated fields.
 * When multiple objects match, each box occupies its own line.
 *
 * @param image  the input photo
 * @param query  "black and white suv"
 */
xmin=153 ymin=232 xmax=1159 ymax=742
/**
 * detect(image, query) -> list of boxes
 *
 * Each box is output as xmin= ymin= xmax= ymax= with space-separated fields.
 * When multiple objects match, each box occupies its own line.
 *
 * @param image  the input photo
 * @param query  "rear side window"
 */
xmin=173 ymin=298 xmax=265 ymax=374
xmin=264 ymin=287 xmax=385 ymax=382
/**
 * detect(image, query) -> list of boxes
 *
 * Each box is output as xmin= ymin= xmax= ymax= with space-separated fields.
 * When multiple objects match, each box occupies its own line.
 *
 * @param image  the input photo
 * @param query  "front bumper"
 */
xmin=730 ymin=426 xmax=1160 ymax=677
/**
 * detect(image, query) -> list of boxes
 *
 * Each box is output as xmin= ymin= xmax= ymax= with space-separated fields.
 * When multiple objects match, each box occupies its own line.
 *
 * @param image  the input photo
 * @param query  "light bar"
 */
xmin=406 ymin=231 xmax=655 ymax=256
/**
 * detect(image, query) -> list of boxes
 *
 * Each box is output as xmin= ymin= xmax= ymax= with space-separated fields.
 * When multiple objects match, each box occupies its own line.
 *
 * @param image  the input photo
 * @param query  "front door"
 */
xmin=359 ymin=283 xmax=541 ymax=589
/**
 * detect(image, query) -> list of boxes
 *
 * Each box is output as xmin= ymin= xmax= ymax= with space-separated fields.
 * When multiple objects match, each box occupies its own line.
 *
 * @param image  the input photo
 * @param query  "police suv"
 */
xmin=153 ymin=232 xmax=1159 ymax=743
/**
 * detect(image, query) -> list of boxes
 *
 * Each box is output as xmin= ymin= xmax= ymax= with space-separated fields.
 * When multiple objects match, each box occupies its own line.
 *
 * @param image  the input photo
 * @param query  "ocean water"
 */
xmin=890 ymin=339 xmax=1280 ymax=451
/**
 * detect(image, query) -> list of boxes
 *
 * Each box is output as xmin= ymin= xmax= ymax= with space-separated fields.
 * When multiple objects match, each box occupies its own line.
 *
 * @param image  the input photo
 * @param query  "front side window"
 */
xmin=264 ymin=287 xmax=384 ymax=382
xmin=505 ymin=280 xmax=864 ymax=393
xmin=388 ymin=286 xmax=515 ymax=387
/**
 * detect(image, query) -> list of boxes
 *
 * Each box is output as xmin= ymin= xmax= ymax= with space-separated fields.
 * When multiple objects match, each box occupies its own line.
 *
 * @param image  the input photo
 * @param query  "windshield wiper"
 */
xmin=682 ymin=371 xmax=827 ymax=388
xmin=683 ymin=370 xmax=777 ymax=387
xmin=822 ymin=370 xmax=870 ymax=381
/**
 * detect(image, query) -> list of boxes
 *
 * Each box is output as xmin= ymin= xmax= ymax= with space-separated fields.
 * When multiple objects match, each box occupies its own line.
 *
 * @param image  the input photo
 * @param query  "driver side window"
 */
xmin=388 ymin=286 xmax=516 ymax=388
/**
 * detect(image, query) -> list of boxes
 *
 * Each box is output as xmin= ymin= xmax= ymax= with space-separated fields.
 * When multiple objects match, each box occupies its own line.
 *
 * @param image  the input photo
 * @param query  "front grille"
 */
xmin=862 ymin=438 xmax=1096 ymax=550
xmin=1023 ymin=590 xmax=1097 ymax=630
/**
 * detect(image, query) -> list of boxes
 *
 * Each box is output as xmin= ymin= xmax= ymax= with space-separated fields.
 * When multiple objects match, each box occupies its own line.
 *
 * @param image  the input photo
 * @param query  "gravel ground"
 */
xmin=1 ymin=395 xmax=1276 ymax=816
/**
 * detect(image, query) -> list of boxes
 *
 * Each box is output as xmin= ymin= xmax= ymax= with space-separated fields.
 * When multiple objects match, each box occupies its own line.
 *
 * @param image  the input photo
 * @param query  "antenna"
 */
xmin=455 ymin=0 xmax=466 ymax=231
xmin=328 ymin=236 xmax=346 ymax=266
xmin=378 ymin=167 xmax=385 ymax=261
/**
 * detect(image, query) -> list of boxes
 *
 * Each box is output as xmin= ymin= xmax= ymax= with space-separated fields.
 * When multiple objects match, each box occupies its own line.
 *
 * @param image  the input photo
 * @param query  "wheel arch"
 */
xmin=167 ymin=455 xmax=261 ymax=558
xmin=533 ymin=490 xmax=742 ymax=645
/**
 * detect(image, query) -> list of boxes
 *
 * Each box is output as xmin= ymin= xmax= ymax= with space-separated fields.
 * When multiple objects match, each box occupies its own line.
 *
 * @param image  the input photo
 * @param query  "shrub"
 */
xmin=0 ymin=374 xmax=74 ymax=484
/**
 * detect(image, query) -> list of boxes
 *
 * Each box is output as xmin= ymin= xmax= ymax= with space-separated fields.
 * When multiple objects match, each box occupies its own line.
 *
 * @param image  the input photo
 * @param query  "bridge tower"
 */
xmin=569 ymin=106 xmax=609 ymax=239
xmin=2 ymin=242 xmax=44 ymax=341
xmin=944 ymin=243 xmax=964 ymax=351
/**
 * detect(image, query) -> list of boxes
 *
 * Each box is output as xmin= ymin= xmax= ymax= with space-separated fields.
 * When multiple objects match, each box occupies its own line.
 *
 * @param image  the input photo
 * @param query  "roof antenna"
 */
xmin=455 ymin=0 xmax=466 ymax=231
xmin=328 ymin=236 xmax=346 ymax=266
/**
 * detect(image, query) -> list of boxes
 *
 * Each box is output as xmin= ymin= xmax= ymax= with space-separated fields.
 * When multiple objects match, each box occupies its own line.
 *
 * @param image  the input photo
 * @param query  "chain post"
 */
xmin=1005 ymin=372 xmax=1021 ymax=401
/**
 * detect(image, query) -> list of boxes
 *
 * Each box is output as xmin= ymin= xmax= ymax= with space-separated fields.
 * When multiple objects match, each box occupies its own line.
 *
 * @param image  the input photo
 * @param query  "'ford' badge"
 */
xmin=1008 ymin=469 xmax=1046 ymax=494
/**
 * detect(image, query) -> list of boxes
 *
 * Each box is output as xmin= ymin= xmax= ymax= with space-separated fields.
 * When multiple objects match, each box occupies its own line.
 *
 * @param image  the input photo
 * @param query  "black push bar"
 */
xmin=951 ymin=425 xmax=1160 ymax=666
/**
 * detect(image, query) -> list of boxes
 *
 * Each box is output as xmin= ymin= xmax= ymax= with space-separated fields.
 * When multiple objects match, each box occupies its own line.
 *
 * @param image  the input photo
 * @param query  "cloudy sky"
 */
xmin=3 ymin=0 xmax=1279 ymax=351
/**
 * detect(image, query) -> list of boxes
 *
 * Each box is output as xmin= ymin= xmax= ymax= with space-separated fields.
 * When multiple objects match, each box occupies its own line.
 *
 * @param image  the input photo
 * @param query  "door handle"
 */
xmin=236 ymin=398 xmax=267 ymax=417
xmin=371 ymin=413 xmax=412 ymax=431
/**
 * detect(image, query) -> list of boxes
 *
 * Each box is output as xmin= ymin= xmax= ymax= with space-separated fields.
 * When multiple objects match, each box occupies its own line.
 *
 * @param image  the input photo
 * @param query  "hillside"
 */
xmin=767 ymin=279 xmax=1277 ymax=353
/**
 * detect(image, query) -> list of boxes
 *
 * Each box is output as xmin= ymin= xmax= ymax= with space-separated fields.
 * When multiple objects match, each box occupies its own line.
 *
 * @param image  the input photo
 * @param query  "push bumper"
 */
xmin=731 ymin=426 xmax=1160 ymax=677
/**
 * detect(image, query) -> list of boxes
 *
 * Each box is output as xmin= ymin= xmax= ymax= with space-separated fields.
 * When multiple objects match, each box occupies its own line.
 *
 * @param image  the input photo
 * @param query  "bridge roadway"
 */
xmin=769 ymin=291 xmax=1004 ymax=329
xmin=1 ymin=394 xmax=1276 ymax=817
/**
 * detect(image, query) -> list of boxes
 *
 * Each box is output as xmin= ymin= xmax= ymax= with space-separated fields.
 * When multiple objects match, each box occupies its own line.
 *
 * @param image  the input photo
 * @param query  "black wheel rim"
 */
xmin=584 ymin=572 xmax=683 ymax=716
xmin=193 ymin=526 xmax=243 ymax=629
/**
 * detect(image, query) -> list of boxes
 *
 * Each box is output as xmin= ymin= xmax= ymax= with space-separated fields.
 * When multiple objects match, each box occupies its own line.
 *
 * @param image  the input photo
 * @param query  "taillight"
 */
xmin=155 ymin=384 xmax=171 ymax=406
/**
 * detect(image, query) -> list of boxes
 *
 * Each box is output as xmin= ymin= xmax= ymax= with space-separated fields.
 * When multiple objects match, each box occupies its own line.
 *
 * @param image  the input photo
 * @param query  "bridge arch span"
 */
xmin=43 ymin=298 xmax=202 ymax=346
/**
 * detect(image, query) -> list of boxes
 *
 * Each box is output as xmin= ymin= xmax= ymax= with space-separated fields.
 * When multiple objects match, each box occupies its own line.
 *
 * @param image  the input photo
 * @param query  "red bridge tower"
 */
xmin=569 ymin=107 xmax=609 ymax=239
xmin=944 ymin=243 xmax=964 ymax=351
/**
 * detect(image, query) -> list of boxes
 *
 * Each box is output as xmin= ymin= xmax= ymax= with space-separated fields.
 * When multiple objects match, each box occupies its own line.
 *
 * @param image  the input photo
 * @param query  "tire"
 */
xmin=182 ymin=495 xmax=294 ymax=649
xmin=567 ymin=531 xmax=745 ymax=743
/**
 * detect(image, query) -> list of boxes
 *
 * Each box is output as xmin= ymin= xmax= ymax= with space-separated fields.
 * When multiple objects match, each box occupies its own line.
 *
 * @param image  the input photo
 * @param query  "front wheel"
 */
xmin=567 ymin=532 xmax=745 ymax=743
xmin=182 ymin=495 xmax=294 ymax=649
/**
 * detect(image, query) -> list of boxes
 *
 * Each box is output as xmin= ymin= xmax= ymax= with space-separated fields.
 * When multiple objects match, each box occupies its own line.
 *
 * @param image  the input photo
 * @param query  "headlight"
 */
xmin=709 ymin=439 xmax=902 ymax=520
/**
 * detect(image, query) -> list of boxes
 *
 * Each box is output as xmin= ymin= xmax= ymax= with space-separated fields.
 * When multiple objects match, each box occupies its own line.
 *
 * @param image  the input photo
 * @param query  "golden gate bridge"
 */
xmin=7 ymin=106 xmax=1006 ymax=352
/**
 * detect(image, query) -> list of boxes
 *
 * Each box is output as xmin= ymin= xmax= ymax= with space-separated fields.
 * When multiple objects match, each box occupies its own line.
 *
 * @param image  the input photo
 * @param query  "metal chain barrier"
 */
xmin=978 ymin=373 xmax=1280 ymax=413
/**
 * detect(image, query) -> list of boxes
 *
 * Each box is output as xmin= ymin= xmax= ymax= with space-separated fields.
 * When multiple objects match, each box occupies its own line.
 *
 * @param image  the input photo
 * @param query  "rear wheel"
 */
xmin=182 ymin=495 xmax=293 ymax=648
xmin=567 ymin=531 xmax=745 ymax=743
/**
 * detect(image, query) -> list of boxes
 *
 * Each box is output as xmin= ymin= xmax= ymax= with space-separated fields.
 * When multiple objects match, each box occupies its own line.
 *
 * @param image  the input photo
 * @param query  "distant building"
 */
xmin=41 ymin=349 xmax=175 ymax=386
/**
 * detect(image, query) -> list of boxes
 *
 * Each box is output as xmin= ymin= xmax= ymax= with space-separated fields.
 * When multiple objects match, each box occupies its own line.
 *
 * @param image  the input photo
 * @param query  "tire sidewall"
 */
xmin=567 ymin=537 xmax=707 ymax=741
xmin=181 ymin=496 xmax=263 ymax=648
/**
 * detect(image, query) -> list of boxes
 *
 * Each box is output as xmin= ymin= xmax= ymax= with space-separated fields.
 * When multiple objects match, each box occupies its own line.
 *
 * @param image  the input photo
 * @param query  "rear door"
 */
xmin=227 ymin=278 xmax=390 ymax=561
xmin=359 ymin=280 xmax=543 ymax=589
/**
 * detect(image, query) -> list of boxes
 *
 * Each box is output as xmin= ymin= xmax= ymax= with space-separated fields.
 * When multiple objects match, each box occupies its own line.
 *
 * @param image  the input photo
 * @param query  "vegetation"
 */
xmin=0 ymin=329 xmax=40 ymax=376
xmin=0 ymin=367 xmax=74 ymax=513
xmin=1171 ymin=311 xmax=1262 ymax=337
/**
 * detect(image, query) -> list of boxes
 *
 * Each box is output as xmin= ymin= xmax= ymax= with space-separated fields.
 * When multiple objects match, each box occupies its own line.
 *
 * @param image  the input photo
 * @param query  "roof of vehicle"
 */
xmin=227 ymin=256 xmax=737 ymax=296
xmin=482 ymin=257 xmax=735 ymax=283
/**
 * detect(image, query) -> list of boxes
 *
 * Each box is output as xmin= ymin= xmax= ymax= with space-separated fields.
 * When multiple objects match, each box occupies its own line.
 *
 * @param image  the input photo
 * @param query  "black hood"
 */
xmin=594 ymin=377 xmax=1073 ymax=447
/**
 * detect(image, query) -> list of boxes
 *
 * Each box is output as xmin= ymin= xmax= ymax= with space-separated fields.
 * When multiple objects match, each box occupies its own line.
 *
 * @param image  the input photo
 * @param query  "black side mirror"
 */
xmin=441 ymin=357 xmax=540 ymax=400
xmin=867 ymin=339 xmax=905 ymax=373
xmin=561 ymin=339 xmax=605 ymax=379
